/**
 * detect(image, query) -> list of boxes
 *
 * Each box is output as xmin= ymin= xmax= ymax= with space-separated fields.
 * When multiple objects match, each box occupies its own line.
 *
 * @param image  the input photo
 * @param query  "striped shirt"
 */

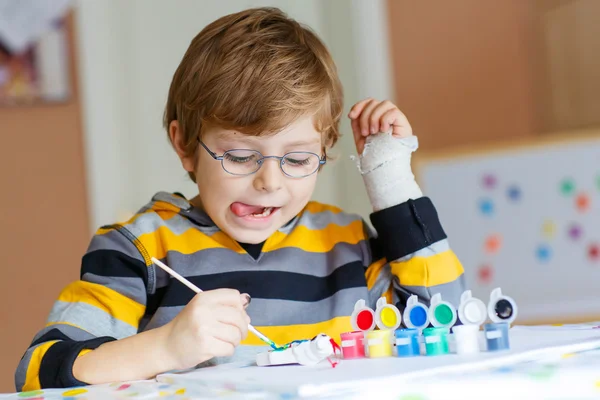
xmin=16 ymin=191 xmax=465 ymax=391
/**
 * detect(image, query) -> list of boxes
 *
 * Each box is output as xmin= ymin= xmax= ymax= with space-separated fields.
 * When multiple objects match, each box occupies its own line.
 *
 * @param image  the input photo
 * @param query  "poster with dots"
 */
xmin=417 ymin=135 xmax=600 ymax=323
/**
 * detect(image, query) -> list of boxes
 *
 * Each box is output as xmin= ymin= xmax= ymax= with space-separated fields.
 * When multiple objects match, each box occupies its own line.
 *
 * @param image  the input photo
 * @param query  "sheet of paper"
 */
xmin=0 ymin=0 xmax=71 ymax=53
xmin=158 ymin=327 xmax=600 ymax=398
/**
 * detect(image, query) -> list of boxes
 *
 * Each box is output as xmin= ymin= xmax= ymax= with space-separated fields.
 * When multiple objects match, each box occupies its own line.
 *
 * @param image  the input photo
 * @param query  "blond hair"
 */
xmin=163 ymin=7 xmax=343 ymax=181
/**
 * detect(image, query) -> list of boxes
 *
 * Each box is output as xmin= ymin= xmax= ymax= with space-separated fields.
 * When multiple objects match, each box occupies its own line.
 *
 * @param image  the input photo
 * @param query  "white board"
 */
xmin=417 ymin=135 xmax=600 ymax=323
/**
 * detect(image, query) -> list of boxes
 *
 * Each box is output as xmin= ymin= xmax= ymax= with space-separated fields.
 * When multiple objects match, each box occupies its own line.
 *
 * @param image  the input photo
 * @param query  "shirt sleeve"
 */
xmin=15 ymin=226 xmax=150 ymax=391
xmin=364 ymin=197 xmax=466 ymax=310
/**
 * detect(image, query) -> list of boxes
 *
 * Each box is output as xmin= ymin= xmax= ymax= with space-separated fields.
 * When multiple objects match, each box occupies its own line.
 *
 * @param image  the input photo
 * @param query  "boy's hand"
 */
xmin=161 ymin=289 xmax=250 ymax=370
xmin=348 ymin=98 xmax=413 ymax=155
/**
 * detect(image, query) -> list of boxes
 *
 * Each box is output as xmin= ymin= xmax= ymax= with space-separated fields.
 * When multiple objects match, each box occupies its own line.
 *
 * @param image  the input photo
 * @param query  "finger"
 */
xmin=241 ymin=293 xmax=251 ymax=309
xmin=197 ymin=289 xmax=244 ymax=309
xmin=359 ymin=99 xmax=380 ymax=136
xmin=369 ymin=100 xmax=396 ymax=133
xmin=212 ymin=322 xmax=243 ymax=347
xmin=348 ymin=98 xmax=373 ymax=119
xmin=380 ymin=108 xmax=412 ymax=136
xmin=215 ymin=306 xmax=249 ymax=337
xmin=351 ymin=118 xmax=365 ymax=154
xmin=206 ymin=335 xmax=236 ymax=357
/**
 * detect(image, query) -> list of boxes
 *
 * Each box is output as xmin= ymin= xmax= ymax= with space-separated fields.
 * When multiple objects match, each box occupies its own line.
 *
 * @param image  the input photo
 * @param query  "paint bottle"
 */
xmin=402 ymin=295 xmax=429 ymax=331
xmin=395 ymin=328 xmax=420 ymax=357
xmin=340 ymin=331 xmax=365 ymax=359
xmin=428 ymin=293 xmax=458 ymax=329
xmin=484 ymin=287 xmax=518 ymax=351
xmin=366 ymin=330 xmax=392 ymax=358
xmin=453 ymin=290 xmax=487 ymax=355
xmin=422 ymin=327 xmax=449 ymax=356
xmin=350 ymin=299 xmax=376 ymax=332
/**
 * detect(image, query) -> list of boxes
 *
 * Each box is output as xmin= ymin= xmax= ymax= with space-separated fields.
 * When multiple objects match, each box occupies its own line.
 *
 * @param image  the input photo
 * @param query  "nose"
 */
xmin=252 ymin=157 xmax=283 ymax=193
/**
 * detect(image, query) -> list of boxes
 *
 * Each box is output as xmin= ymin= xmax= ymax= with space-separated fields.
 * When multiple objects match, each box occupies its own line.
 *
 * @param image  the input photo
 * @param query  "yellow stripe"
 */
xmin=364 ymin=258 xmax=387 ymax=290
xmin=57 ymin=281 xmax=145 ymax=328
xmin=23 ymin=341 xmax=58 ymax=391
xmin=389 ymin=250 xmax=464 ymax=287
xmin=263 ymin=220 xmax=365 ymax=253
xmin=301 ymin=201 xmax=343 ymax=215
xmin=140 ymin=219 xmax=366 ymax=259
xmin=241 ymin=316 xmax=352 ymax=346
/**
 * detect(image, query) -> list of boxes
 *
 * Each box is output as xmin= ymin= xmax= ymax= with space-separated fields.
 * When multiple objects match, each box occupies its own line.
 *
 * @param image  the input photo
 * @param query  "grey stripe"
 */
xmin=145 ymin=286 xmax=368 ymax=330
xmin=294 ymin=208 xmax=363 ymax=231
xmin=82 ymin=273 xmax=147 ymax=305
xmin=157 ymin=241 xmax=368 ymax=288
xmin=368 ymin=263 xmax=393 ymax=309
xmin=247 ymin=287 xmax=368 ymax=326
xmin=395 ymin=239 xmax=451 ymax=262
xmin=15 ymin=342 xmax=48 ymax=391
xmin=394 ymin=274 xmax=466 ymax=311
xmin=48 ymin=301 xmax=138 ymax=339
xmin=122 ymin=212 xmax=209 ymax=238
xmin=152 ymin=191 xmax=191 ymax=210
xmin=144 ymin=306 xmax=182 ymax=331
xmin=33 ymin=322 xmax=96 ymax=343
xmin=87 ymin=229 xmax=145 ymax=262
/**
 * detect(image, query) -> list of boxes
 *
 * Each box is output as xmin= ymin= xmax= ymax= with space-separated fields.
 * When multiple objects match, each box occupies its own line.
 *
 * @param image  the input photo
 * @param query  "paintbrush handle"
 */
xmin=151 ymin=257 xmax=277 ymax=348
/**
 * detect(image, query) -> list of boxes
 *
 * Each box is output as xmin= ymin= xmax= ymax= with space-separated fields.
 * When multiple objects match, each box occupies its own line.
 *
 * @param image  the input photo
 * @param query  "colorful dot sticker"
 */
xmin=433 ymin=304 xmax=454 ymax=325
xmin=560 ymin=178 xmax=575 ymax=196
xmin=536 ymin=244 xmax=552 ymax=262
xmin=576 ymin=192 xmax=590 ymax=212
xmin=479 ymin=198 xmax=494 ymax=216
xmin=507 ymin=184 xmax=522 ymax=201
xmin=484 ymin=234 xmax=502 ymax=254
xmin=589 ymin=243 xmax=599 ymax=262
xmin=568 ymin=223 xmax=583 ymax=240
xmin=477 ymin=264 xmax=493 ymax=284
xmin=482 ymin=173 xmax=497 ymax=189
xmin=542 ymin=220 xmax=556 ymax=239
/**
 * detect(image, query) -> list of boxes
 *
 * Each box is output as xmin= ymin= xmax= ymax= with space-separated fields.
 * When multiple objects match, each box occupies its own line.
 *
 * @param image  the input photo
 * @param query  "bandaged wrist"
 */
xmin=353 ymin=133 xmax=423 ymax=211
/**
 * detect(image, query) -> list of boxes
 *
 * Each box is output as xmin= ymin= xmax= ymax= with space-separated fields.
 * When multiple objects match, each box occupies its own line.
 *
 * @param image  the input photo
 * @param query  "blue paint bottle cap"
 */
xmin=374 ymin=297 xmax=402 ymax=331
xmin=488 ymin=287 xmax=518 ymax=325
xmin=402 ymin=295 xmax=429 ymax=330
xmin=428 ymin=293 xmax=457 ymax=328
xmin=458 ymin=290 xmax=487 ymax=326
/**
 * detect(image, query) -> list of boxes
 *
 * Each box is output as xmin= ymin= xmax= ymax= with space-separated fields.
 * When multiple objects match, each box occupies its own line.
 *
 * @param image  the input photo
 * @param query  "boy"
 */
xmin=16 ymin=7 xmax=465 ymax=391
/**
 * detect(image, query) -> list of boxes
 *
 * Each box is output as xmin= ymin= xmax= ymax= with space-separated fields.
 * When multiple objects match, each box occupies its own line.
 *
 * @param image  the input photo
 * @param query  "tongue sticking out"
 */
xmin=230 ymin=202 xmax=267 ymax=217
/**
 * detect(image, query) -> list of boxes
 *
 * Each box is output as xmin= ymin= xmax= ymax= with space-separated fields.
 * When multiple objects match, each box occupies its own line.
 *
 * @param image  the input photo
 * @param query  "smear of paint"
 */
xmin=482 ymin=173 xmax=497 ymax=189
xmin=542 ymin=220 xmax=556 ymax=239
xmin=560 ymin=178 xmax=575 ymax=196
xmin=477 ymin=264 xmax=493 ymax=284
xmin=576 ymin=193 xmax=590 ymax=212
xmin=479 ymin=198 xmax=494 ymax=216
xmin=507 ymin=184 xmax=522 ymax=201
xmin=568 ymin=223 xmax=583 ymax=240
xmin=536 ymin=244 xmax=552 ymax=262
xmin=589 ymin=243 xmax=599 ymax=262
xmin=484 ymin=234 xmax=502 ymax=254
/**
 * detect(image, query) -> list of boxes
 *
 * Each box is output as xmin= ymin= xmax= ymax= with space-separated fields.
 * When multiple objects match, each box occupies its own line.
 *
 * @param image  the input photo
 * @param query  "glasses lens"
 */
xmin=281 ymin=152 xmax=321 ymax=178
xmin=222 ymin=150 xmax=262 ymax=175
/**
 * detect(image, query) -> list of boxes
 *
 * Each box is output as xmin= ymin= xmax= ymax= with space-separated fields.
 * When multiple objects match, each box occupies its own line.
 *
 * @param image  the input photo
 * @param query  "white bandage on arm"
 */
xmin=353 ymin=133 xmax=423 ymax=212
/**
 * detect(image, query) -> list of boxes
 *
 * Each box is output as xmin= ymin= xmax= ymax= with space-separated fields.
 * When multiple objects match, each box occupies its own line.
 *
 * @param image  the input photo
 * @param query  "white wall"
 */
xmin=74 ymin=0 xmax=392 ymax=230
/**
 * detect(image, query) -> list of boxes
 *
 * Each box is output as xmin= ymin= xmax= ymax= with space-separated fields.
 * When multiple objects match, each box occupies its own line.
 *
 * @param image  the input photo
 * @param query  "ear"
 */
xmin=169 ymin=120 xmax=196 ymax=173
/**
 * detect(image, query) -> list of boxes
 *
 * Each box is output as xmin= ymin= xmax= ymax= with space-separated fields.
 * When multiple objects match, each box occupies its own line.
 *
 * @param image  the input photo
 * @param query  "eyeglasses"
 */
xmin=198 ymin=139 xmax=326 ymax=178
